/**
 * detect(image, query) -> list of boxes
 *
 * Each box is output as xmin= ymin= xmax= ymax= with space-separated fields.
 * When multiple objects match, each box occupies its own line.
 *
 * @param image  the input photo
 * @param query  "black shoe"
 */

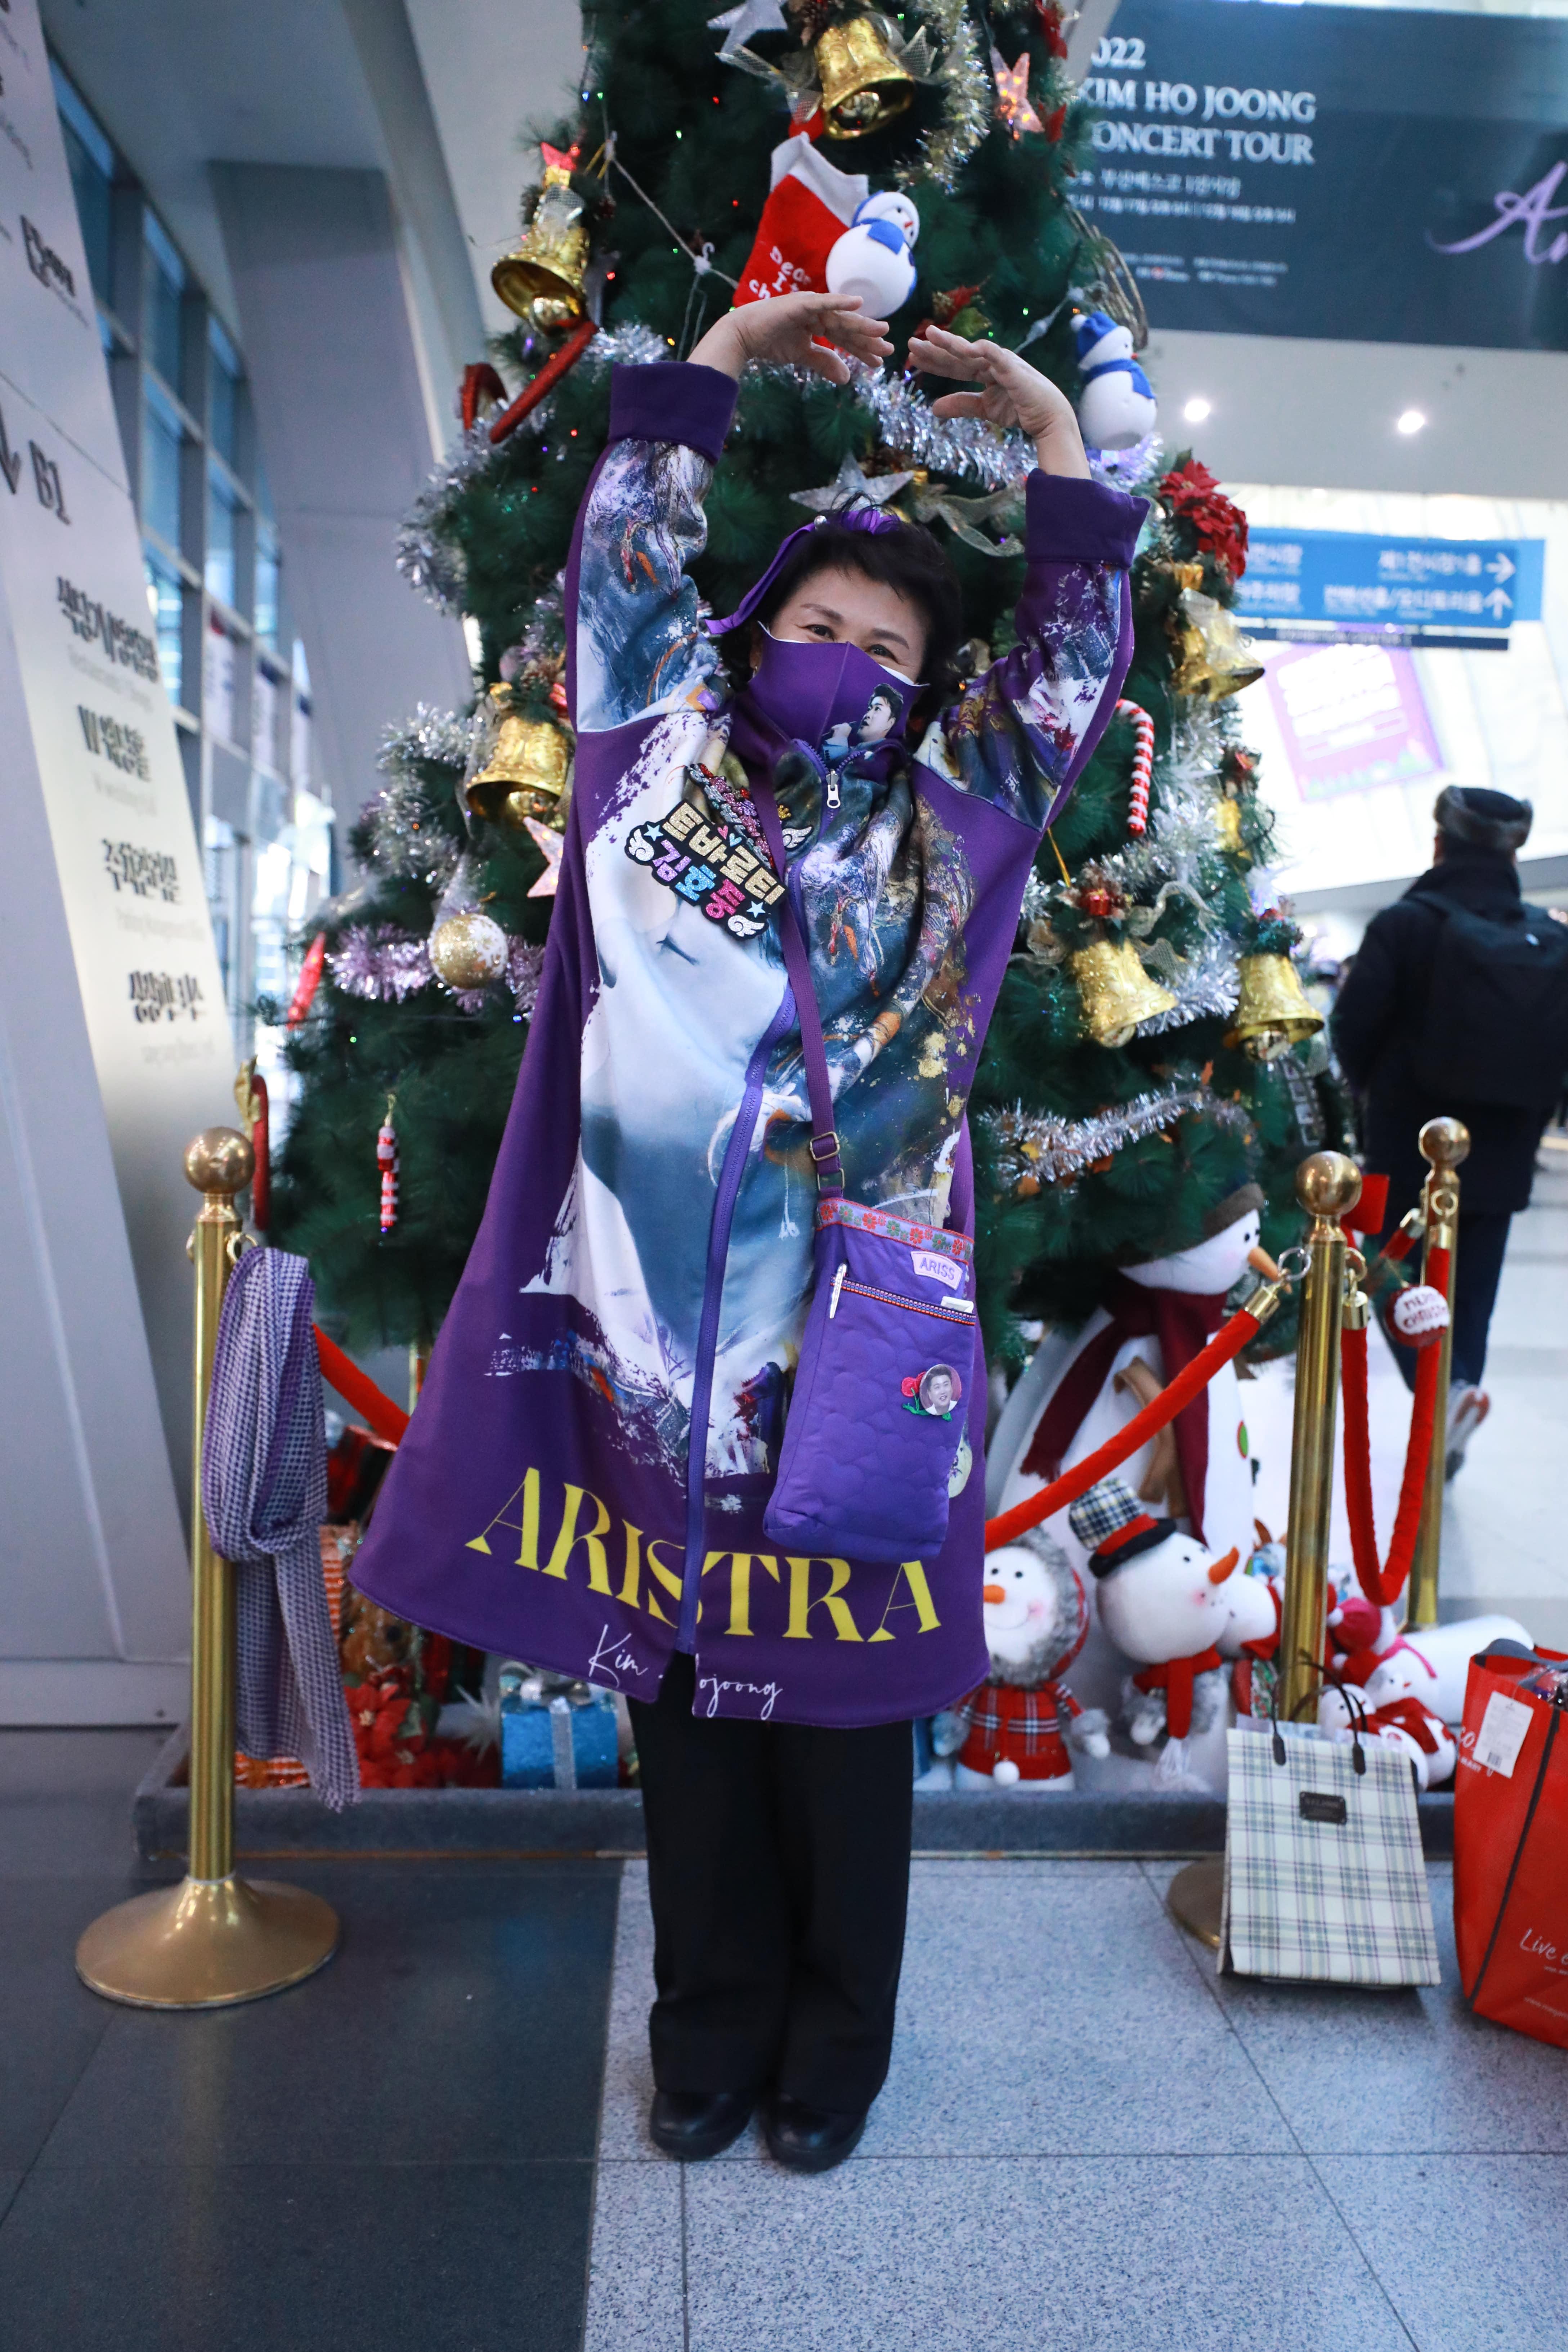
xmin=763 ymin=2094 xmax=868 ymax=2174
xmin=648 ymin=2088 xmax=754 ymax=2161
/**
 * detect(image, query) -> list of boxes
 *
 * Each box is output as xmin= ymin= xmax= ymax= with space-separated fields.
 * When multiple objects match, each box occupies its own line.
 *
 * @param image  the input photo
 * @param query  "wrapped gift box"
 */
xmin=500 ymin=1666 xmax=619 ymax=1789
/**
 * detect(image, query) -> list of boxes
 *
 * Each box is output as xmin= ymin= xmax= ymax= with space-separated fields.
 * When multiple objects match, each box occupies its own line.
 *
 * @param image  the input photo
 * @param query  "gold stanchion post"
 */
xmin=1407 ymin=1117 xmax=1468 ymax=1631
xmin=1166 ymin=1195 xmax=1326 ymax=1947
xmin=1279 ymin=1151 xmax=1362 ymax=1722
xmin=76 ymin=1128 xmax=339 ymax=2008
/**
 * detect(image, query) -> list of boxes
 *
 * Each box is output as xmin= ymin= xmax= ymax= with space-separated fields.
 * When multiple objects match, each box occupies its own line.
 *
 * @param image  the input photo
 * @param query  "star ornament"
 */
xmin=525 ymin=817 xmax=565 ymax=899
xmin=991 ymin=46 xmax=1045 ymax=140
xmin=790 ymin=453 xmax=916 ymax=514
xmin=708 ymin=0 xmax=789 ymax=61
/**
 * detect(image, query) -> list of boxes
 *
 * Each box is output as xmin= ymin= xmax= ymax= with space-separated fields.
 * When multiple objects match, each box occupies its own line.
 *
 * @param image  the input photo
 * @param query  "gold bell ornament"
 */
xmin=1170 ymin=588 xmax=1264 ymax=702
xmin=815 ymin=15 xmax=915 ymax=138
xmin=1214 ymin=793 xmax=1243 ymax=853
xmin=492 ymin=146 xmax=588 ymax=332
xmin=428 ymin=856 xmax=509 ymax=993
xmin=1070 ymin=936 xmax=1177 ymax=1049
xmin=1224 ymin=953 xmax=1323 ymax=1062
xmin=466 ymin=686 xmax=572 ymax=831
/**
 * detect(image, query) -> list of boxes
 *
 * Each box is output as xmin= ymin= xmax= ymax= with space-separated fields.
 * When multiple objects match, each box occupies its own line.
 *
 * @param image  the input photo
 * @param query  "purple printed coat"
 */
xmin=350 ymin=361 xmax=1143 ymax=1726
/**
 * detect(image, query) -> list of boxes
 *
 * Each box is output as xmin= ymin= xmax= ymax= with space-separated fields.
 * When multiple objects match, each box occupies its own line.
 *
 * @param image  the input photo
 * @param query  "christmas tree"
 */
xmin=271 ymin=0 xmax=1351 ymax=1369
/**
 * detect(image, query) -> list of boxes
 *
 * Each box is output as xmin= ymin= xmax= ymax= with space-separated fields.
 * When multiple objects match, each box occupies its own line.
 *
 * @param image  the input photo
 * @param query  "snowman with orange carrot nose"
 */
xmin=1067 ymin=1477 xmax=1245 ymax=1785
xmin=925 ymin=1528 xmax=1110 ymax=1792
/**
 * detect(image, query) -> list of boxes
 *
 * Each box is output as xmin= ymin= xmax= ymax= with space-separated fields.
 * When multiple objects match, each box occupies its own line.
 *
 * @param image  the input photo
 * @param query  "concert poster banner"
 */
xmin=1077 ymin=0 xmax=1568 ymax=349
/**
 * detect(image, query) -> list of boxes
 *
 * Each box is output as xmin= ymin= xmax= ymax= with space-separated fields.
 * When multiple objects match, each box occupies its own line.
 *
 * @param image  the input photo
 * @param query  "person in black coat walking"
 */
xmin=1332 ymin=787 xmax=1567 ymax=1474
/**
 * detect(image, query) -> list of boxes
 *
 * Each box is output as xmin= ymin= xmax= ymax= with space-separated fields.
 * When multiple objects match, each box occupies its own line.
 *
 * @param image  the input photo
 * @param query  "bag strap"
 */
xmin=1271 ymin=1658 xmax=1367 ymax=1778
xmin=1466 ymin=1702 xmax=1559 ymax=2009
xmin=747 ymin=748 xmax=973 ymax=1227
xmin=748 ymin=756 xmax=844 ymax=1195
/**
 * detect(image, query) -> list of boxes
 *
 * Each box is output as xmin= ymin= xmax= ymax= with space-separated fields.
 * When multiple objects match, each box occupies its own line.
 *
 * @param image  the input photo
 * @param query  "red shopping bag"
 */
xmin=1453 ymin=1643 xmax=1568 ymax=2049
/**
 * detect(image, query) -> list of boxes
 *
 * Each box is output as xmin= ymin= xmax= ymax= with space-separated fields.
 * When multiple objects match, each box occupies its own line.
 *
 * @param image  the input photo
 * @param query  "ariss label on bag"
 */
xmin=912 ymin=1247 xmax=963 ymax=1292
xmin=1474 ymin=1690 xmax=1534 ymax=1778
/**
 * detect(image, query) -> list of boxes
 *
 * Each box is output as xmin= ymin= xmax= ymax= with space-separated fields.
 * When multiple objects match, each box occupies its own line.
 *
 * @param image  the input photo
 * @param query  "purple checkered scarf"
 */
xmin=201 ymin=1247 xmax=358 ymax=1810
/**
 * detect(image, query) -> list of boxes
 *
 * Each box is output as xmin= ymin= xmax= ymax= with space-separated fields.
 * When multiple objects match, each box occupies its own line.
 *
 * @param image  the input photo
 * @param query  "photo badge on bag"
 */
xmin=904 ymin=1364 xmax=962 ymax=1420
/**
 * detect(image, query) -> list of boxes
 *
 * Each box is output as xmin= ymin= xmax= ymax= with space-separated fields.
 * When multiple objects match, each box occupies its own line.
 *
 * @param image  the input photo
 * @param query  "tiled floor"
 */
xmin=0 ymin=1730 xmax=619 ymax=2352
xmin=579 ymin=1153 xmax=1568 ymax=2351
xmin=587 ymin=1858 xmax=1568 ymax=2352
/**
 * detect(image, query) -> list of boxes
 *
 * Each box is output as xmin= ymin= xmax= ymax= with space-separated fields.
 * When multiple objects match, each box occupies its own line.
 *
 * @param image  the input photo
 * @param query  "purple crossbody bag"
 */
xmin=751 ymin=765 xmax=978 ymax=1567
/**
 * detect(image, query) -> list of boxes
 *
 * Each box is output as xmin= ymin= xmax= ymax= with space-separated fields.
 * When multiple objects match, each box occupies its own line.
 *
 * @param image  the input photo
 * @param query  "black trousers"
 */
xmin=627 ymin=1652 xmax=913 ymax=2113
xmin=1378 ymin=1208 xmax=1512 ymax=1393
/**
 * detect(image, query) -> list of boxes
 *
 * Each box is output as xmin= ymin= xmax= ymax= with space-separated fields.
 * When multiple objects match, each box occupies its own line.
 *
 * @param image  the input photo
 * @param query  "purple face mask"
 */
xmin=742 ymin=627 xmax=915 ymax=753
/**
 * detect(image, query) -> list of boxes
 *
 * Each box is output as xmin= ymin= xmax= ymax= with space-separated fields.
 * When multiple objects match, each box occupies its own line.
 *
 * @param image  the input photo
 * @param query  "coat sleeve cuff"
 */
xmin=1025 ymin=472 xmax=1148 ymax=569
xmin=606 ymin=363 xmax=738 ymax=463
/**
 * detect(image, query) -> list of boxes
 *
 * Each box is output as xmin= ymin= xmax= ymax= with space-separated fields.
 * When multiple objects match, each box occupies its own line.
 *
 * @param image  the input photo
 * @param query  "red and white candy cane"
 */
xmin=377 ymin=1096 xmax=399 ymax=1237
xmin=1116 ymin=699 xmax=1155 ymax=835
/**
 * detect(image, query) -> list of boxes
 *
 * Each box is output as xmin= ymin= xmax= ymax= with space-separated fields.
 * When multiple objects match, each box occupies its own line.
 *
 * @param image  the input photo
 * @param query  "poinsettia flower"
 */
xmin=1159 ymin=458 xmax=1250 ymax=581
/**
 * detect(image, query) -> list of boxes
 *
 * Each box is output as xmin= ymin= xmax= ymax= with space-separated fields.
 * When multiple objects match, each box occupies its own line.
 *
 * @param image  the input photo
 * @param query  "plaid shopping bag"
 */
xmin=1221 ymin=1717 xmax=1440 ymax=1985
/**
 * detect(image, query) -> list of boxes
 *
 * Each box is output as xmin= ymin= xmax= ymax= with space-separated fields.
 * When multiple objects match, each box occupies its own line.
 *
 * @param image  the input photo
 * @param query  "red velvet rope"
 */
xmin=314 ymin=1326 xmax=410 ymax=1446
xmin=984 ymin=1303 xmax=1264 ymax=1551
xmin=1338 ymin=1242 xmax=1449 ymax=1606
xmin=248 ymin=1071 xmax=270 ymax=1234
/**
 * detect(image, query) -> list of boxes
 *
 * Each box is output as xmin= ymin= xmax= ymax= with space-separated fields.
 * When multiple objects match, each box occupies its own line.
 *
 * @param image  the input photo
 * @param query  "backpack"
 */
xmin=1413 ymin=899 xmax=1568 ymax=1111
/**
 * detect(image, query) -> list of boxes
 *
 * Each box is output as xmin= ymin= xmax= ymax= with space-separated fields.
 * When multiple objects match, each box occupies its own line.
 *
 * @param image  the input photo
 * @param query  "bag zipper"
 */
xmin=834 ymin=1277 xmax=974 ymax=1325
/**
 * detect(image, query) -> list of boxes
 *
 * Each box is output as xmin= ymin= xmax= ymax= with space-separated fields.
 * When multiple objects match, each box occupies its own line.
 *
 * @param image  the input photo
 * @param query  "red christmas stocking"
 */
xmin=735 ymin=133 xmax=868 ymax=307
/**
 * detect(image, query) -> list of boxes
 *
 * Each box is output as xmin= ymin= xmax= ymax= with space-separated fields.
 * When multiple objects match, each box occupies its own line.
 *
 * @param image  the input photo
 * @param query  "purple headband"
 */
xmin=704 ymin=500 xmax=906 ymax=637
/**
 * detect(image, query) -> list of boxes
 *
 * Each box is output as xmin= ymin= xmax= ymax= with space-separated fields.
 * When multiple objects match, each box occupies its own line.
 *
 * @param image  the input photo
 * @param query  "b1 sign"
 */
xmin=1079 ymin=0 xmax=1568 ymax=350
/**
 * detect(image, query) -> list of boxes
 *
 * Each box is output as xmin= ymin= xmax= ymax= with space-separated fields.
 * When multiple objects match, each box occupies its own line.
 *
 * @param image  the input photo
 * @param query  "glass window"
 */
xmin=209 ymin=317 xmax=241 ymax=468
xmin=254 ymin=521 xmax=280 ymax=649
xmin=253 ymin=665 xmax=280 ymax=772
xmin=143 ymin=211 xmax=185 ymax=395
xmin=144 ymin=550 xmax=183 ymax=706
xmin=51 ymin=62 xmax=114 ymax=309
xmin=203 ymin=814 xmax=237 ymax=1011
xmin=205 ymin=467 xmax=238 ymax=608
xmin=140 ymin=378 xmax=182 ymax=548
xmin=203 ymin=619 xmax=237 ymax=746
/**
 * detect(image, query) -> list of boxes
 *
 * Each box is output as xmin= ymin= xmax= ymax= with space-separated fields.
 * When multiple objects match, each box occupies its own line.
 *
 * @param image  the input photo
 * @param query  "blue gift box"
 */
xmin=499 ymin=1668 xmax=619 ymax=1790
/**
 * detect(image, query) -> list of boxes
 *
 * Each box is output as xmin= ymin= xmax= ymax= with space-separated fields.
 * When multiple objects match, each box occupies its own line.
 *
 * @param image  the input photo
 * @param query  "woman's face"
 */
xmin=755 ymin=565 xmax=927 ymax=680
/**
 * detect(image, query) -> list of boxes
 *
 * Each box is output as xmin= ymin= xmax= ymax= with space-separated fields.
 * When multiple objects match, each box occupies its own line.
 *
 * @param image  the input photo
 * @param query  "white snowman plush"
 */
xmin=1072 ymin=308 xmax=1157 ymax=451
xmin=1318 ymin=1613 xmax=1531 ymax=1787
xmin=1318 ymin=1680 xmax=1458 ymax=1792
xmin=1320 ymin=1612 xmax=1531 ymax=1726
xmin=987 ymin=1184 xmax=1272 ymax=1610
xmin=826 ymin=191 xmax=920 ymax=317
xmin=929 ymin=1528 xmax=1108 ymax=1792
xmin=1069 ymin=1475 xmax=1241 ymax=1783
xmin=1215 ymin=1554 xmax=1283 ymax=1717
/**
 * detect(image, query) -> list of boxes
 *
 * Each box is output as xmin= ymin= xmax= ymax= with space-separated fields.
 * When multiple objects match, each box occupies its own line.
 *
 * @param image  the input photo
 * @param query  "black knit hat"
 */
xmin=1434 ymin=785 xmax=1533 ymax=855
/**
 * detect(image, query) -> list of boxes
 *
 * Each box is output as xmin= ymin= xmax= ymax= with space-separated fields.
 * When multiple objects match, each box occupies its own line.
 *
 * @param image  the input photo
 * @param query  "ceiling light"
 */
xmin=1396 ymin=408 xmax=1426 ymax=436
xmin=1183 ymin=396 xmax=1211 ymax=424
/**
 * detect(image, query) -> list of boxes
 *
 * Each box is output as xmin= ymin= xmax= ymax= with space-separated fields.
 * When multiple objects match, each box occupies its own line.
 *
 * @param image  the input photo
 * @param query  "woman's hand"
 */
xmin=690 ymin=291 xmax=892 ymax=385
xmin=907 ymin=325 xmax=1089 ymax=479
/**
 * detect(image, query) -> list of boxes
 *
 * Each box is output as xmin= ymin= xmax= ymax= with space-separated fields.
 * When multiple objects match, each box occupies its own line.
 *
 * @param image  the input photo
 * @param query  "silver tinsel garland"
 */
xmin=356 ymin=704 xmax=477 ymax=887
xmin=327 ymin=926 xmax=545 ymax=1019
xmin=900 ymin=0 xmax=993 ymax=192
xmin=379 ymin=703 xmax=477 ymax=776
xmin=1131 ymin=931 xmax=1241 ymax=1035
xmin=984 ymin=1082 xmax=1251 ymax=1190
xmin=396 ymin=323 xmax=666 ymax=613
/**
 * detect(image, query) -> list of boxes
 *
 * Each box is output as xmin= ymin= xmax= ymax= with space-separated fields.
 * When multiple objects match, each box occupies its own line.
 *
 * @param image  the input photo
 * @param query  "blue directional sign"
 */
xmin=1233 ymin=530 xmax=1545 ymax=637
